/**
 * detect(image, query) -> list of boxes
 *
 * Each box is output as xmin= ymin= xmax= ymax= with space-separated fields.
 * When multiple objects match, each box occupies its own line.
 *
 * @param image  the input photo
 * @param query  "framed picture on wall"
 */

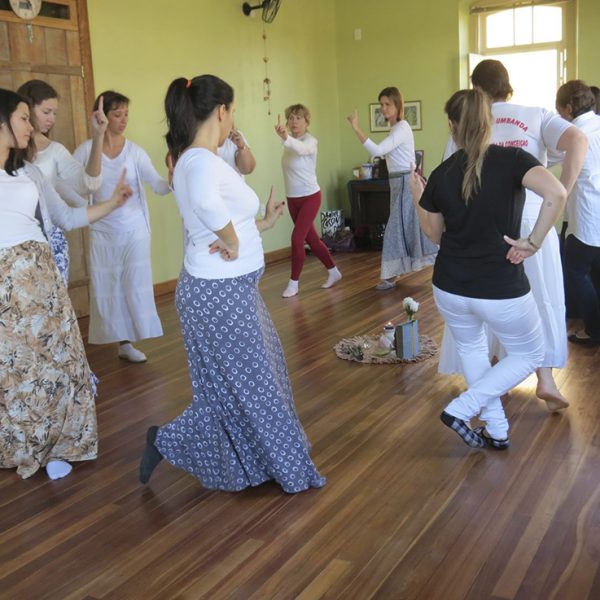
xmin=404 ymin=100 xmax=422 ymax=130
xmin=369 ymin=103 xmax=391 ymax=132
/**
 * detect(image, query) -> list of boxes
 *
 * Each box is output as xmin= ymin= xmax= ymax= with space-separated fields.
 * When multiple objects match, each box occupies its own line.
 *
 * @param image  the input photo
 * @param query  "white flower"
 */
xmin=403 ymin=297 xmax=419 ymax=314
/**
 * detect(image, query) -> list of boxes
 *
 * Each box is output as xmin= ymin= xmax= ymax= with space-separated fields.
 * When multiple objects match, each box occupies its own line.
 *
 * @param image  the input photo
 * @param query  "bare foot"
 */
xmin=536 ymin=384 xmax=569 ymax=412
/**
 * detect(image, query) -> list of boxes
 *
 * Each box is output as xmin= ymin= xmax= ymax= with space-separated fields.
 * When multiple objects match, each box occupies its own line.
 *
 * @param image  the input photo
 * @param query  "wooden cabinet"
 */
xmin=347 ymin=179 xmax=390 ymax=248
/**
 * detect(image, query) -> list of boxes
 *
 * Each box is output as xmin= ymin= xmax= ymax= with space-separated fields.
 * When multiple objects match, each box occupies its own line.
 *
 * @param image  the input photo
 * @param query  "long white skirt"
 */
xmin=438 ymin=206 xmax=567 ymax=374
xmin=88 ymin=228 xmax=163 ymax=344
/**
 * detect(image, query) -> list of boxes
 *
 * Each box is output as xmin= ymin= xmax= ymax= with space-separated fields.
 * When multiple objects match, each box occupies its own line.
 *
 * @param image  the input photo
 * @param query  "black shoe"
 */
xmin=473 ymin=427 xmax=510 ymax=450
xmin=440 ymin=411 xmax=485 ymax=449
xmin=568 ymin=333 xmax=600 ymax=346
xmin=139 ymin=426 xmax=163 ymax=484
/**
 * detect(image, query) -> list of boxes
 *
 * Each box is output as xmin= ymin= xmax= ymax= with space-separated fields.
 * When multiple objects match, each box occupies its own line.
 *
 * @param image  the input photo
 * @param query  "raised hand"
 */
xmin=112 ymin=169 xmax=133 ymax=207
xmin=347 ymin=109 xmax=359 ymax=128
xmin=274 ymin=114 xmax=288 ymax=140
xmin=230 ymin=128 xmax=245 ymax=149
xmin=91 ymin=95 xmax=108 ymax=138
xmin=408 ymin=164 xmax=426 ymax=202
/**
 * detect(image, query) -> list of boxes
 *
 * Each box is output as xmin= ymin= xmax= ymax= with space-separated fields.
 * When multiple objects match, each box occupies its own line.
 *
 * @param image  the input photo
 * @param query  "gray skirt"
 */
xmin=381 ymin=174 xmax=437 ymax=279
xmin=155 ymin=267 xmax=326 ymax=493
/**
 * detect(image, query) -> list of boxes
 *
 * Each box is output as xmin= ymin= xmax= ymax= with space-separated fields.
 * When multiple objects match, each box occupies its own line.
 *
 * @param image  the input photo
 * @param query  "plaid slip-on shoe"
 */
xmin=440 ymin=411 xmax=485 ymax=449
xmin=473 ymin=426 xmax=510 ymax=450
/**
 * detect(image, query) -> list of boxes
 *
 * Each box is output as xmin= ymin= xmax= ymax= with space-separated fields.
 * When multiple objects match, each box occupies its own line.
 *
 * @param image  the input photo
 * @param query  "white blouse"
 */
xmin=281 ymin=133 xmax=320 ymax=198
xmin=173 ymin=147 xmax=264 ymax=279
xmin=363 ymin=120 xmax=415 ymax=173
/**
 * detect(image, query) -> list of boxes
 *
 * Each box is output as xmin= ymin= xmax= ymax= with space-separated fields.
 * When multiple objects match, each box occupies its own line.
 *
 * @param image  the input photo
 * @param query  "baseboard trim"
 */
xmin=152 ymin=247 xmax=291 ymax=298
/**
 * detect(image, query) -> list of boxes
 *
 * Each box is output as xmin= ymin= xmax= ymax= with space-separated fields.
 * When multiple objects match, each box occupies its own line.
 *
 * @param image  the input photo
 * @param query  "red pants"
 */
xmin=287 ymin=191 xmax=335 ymax=280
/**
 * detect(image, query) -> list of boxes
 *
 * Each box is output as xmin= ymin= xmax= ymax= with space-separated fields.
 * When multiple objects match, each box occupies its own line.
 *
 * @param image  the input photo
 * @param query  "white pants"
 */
xmin=433 ymin=286 xmax=544 ymax=439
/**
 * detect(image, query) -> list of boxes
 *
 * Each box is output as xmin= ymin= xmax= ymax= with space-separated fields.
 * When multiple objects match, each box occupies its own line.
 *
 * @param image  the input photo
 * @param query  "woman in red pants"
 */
xmin=275 ymin=104 xmax=341 ymax=297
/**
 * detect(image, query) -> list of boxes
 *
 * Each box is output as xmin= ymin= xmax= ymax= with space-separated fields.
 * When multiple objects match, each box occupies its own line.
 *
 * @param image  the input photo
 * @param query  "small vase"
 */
xmin=395 ymin=319 xmax=419 ymax=359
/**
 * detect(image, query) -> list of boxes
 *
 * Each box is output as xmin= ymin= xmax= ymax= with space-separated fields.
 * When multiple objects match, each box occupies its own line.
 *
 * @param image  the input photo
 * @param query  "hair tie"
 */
xmin=185 ymin=79 xmax=192 ymax=89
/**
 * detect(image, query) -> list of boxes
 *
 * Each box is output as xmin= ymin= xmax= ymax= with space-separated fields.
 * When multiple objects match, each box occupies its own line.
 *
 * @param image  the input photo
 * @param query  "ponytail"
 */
xmin=453 ymin=88 xmax=492 ymax=203
xmin=164 ymin=74 xmax=234 ymax=162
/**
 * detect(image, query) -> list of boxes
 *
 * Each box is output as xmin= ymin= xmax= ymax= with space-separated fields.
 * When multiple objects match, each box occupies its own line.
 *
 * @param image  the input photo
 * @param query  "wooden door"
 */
xmin=0 ymin=0 xmax=95 ymax=317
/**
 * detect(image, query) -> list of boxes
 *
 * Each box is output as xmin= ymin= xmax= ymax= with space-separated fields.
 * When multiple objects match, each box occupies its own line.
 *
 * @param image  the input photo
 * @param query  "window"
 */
xmin=470 ymin=1 xmax=575 ymax=110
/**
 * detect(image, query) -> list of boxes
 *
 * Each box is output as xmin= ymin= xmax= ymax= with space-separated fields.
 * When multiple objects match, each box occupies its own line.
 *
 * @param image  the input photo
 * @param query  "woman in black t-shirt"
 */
xmin=409 ymin=89 xmax=566 ymax=450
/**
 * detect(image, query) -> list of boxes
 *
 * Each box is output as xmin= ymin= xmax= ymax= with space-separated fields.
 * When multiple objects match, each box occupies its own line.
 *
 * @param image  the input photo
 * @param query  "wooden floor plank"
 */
xmin=1 ymin=251 xmax=599 ymax=599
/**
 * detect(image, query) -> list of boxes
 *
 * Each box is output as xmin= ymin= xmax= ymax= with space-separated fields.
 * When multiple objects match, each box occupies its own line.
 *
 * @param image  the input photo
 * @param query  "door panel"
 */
xmin=0 ymin=0 xmax=95 ymax=318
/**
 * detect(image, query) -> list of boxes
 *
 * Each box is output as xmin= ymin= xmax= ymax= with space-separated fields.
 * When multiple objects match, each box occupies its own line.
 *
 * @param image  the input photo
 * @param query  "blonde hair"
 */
xmin=285 ymin=103 xmax=310 ymax=125
xmin=452 ymin=88 xmax=492 ymax=203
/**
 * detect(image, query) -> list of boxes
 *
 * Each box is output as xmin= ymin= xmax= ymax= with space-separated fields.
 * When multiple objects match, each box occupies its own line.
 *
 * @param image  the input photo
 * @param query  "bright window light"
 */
xmin=533 ymin=6 xmax=562 ymax=43
xmin=486 ymin=10 xmax=513 ymax=48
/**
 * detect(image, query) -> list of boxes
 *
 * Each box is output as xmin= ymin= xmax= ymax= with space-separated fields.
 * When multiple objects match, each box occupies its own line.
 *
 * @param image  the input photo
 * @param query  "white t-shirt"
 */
xmin=281 ymin=133 xmax=320 ymax=198
xmin=217 ymin=131 xmax=249 ymax=179
xmin=363 ymin=120 xmax=415 ymax=173
xmin=0 ymin=169 xmax=47 ymax=249
xmin=173 ymin=147 xmax=264 ymax=279
xmin=566 ymin=110 xmax=600 ymax=246
xmin=444 ymin=102 xmax=572 ymax=216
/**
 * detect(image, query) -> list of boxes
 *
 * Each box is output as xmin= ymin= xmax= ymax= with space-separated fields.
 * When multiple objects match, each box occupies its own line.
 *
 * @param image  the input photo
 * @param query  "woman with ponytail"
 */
xmin=409 ymin=89 xmax=566 ymax=450
xmin=74 ymin=91 xmax=171 ymax=363
xmin=139 ymin=75 xmax=326 ymax=493
xmin=441 ymin=60 xmax=588 ymax=411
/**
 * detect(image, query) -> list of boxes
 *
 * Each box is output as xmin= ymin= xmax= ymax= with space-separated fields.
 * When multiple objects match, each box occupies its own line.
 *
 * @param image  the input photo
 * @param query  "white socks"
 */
xmin=321 ymin=267 xmax=342 ymax=289
xmin=118 ymin=343 xmax=147 ymax=363
xmin=283 ymin=268 xmax=342 ymax=297
xmin=46 ymin=460 xmax=72 ymax=480
xmin=282 ymin=279 xmax=299 ymax=298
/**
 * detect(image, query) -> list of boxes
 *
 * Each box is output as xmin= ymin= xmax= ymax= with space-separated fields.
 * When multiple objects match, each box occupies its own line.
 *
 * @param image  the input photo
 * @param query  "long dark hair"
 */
xmin=164 ymin=74 xmax=234 ymax=162
xmin=0 ymin=89 xmax=33 ymax=175
xmin=16 ymin=79 xmax=58 ymax=135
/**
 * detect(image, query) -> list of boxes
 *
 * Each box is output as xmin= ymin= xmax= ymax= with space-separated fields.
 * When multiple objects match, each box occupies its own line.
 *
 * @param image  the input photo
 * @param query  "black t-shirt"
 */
xmin=419 ymin=145 xmax=541 ymax=299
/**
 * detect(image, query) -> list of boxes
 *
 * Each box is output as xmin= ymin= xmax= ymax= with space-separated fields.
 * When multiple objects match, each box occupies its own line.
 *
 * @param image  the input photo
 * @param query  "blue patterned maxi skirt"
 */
xmin=155 ymin=267 xmax=326 ymax=493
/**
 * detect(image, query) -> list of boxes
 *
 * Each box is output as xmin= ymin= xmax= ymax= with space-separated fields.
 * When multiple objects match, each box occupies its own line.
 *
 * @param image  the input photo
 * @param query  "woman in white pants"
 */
xmin=409 ymin=89 xmax=566 ymax=449
xmin=440 ymin=60 xmax=587 ymax=411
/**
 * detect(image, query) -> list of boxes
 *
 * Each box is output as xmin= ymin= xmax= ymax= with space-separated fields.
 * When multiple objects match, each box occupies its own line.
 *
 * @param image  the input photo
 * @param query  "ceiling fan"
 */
xmin=242 ymin=0 xmax=282 ymax=24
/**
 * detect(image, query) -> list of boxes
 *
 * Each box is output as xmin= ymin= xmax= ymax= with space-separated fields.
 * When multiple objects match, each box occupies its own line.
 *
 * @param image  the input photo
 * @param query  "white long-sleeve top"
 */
xmin=35 ymin=140 xmax=101 ymax=194
xmin=0 ymin=163 xmax=88 ymax=250
xmin=74 ymin=139 xmax=170 ymax=233
xmin=363 ymin=120 xmax=415 ymax=173
xmin=173 ymin=147 xmax=264 ymax=279
xmin=281 ymin=133 xmax=320 ymax=198
xmin=566 ymin=110 xmax=600 ymax=246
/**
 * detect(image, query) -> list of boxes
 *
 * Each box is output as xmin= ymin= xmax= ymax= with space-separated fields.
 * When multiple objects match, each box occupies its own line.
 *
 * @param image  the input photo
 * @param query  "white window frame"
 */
xmin=469 ymin=0 xmax=576 ymax=87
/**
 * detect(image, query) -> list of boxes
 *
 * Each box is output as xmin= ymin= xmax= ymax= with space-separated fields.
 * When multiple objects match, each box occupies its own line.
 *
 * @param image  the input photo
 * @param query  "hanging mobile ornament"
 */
xmin=262 ymin=24 xmax=272 ymax=115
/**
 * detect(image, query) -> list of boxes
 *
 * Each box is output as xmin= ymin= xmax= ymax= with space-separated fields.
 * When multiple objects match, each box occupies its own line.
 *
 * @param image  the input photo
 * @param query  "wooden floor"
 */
xmin=1 ymin=251 xmax=600 ymax=600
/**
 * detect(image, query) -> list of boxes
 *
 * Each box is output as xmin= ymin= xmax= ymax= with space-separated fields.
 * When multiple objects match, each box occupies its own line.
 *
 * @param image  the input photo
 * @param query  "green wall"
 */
xmin=86 ymin=0 xmax=341 ymax=283
xmin=578 ymin=0 xmax=600 ymax=83
xmin=333 ymin=0 xmax=463 ymax=213
xmin=86 ymin=0 xmax=600 ymax=284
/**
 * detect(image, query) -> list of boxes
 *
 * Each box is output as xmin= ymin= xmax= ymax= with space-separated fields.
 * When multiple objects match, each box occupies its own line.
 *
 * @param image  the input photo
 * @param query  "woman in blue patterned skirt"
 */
xmin=139 ymin=74 xmax=326 ymax=493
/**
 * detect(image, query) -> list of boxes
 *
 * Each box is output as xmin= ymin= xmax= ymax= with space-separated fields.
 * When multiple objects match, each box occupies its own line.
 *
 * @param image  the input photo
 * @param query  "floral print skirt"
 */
xmin=0 ymin=241 xmax=98 ymax=479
